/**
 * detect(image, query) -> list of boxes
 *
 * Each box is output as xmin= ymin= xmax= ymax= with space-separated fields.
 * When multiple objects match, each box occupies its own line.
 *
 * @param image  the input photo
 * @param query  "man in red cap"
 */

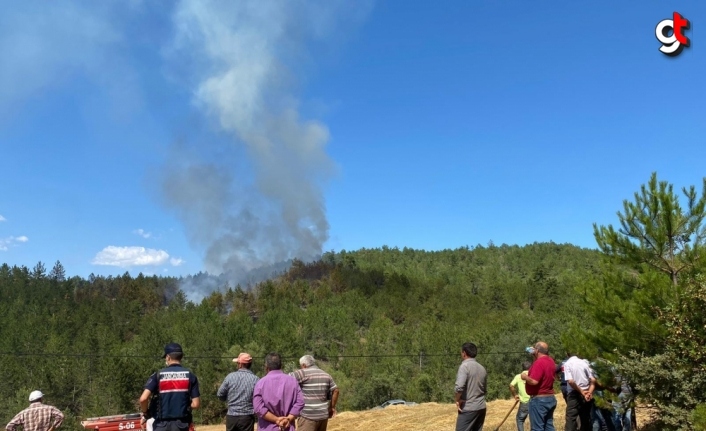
xmin=217 ymin=352 xmax=260 ymax=431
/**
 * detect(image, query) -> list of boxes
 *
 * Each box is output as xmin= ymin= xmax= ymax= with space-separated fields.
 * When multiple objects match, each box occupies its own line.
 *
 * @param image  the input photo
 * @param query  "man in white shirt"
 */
xmin=563 ymin=354 xmax=596 ymax=431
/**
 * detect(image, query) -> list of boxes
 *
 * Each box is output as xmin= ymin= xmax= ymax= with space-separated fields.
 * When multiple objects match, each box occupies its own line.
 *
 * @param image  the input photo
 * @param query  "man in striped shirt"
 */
xmin=217 ymin=352 xmax=260 ymax=431
xmin=6 ymin=390 xmax=64 ymax=431
xmin=290 ymin=355 xmax=339 ymax=431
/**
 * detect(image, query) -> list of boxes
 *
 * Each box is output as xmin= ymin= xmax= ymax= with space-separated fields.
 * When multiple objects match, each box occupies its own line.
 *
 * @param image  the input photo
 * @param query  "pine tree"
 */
xmin=594 ymin=172 xmax=706 ymax=286
xmin=49 ymin=260 xmax=66 ymax=282
xmin=569 ymin=173 xmax=706 ymax=357
xmin=31 ymin=261 xmax=46 ymax=279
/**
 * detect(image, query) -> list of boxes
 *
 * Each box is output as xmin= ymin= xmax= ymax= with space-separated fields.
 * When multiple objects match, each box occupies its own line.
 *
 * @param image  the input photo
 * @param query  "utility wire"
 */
xmin=0 ymin=351 xmax=527 ymax=359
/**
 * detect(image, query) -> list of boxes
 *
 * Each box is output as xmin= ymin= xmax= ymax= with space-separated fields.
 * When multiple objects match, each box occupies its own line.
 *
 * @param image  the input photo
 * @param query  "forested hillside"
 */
xmin=0 ymin=242 xmax=601 ymax=427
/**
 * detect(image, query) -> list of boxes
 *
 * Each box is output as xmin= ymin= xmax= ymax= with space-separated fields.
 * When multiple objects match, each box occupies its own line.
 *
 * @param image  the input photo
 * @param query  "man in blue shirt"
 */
xmin=140 ymin=343 xmax=201 ymax=431
xmin=555 ymin=353 xmax=570 ymax=402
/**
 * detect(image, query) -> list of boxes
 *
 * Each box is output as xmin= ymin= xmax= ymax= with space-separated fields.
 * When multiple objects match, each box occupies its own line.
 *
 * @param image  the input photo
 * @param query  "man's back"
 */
xmin=291 ymin=366 xmax=337 ymax=421
xmin=556 ymin=359 xmax=568 ymax=399
xmin=218 ymin=369 xmax=260 ymax=416
xmin=510 ymin=374 xmax=530 ymax=404
xmin=563 ymin=356 xmax=592 ymax=392
xmin=6 ymin=403 xmax=64 ymax=431
xmin=146 ymin=364 xmax=200 ymax=421
xmin=253 ymin=370 xmax=304 ymax=431
xmin=455 ymin=358 xmax=487 ymax=412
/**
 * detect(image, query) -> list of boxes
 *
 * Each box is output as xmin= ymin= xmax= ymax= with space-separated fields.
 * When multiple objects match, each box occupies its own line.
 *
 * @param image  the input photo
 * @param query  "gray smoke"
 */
xmin=161 ymin=0 xmax=371 ymax=281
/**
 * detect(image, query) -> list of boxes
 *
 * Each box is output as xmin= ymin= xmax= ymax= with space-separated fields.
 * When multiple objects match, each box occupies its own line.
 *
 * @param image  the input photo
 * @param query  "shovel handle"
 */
xmin=494 ymin=399 xmax=520 ymax=431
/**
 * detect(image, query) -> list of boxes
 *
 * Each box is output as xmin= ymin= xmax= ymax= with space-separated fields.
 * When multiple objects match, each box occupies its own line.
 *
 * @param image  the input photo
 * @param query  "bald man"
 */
xmin=522 ymin=342 xmax=557 ymax=431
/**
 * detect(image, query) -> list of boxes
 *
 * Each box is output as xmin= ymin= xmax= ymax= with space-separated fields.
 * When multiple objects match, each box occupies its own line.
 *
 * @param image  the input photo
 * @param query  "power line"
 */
xmin=0 ymin=351 xmax=528 ymax=359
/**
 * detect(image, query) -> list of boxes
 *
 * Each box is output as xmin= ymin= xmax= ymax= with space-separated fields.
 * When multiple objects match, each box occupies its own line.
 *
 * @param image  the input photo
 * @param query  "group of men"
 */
xmin=455 ymin=340 xmax=634 ymax=431
xmin=2 ymin=343 xmax=338 ymax=431
xmin=555 ymin=353 xmax=635 ymax=431
xmin=4 ymin=341 xmax=634 ymax=431
xmin=453 ymin=341 xmax=557 ymax=431
xmin=505 ymin=343 xmax=634 ymax=431
xmin=139 ymin=343 xmax=339 ymax=431
xmin=216 ymin=350 xmax=339 ymax=431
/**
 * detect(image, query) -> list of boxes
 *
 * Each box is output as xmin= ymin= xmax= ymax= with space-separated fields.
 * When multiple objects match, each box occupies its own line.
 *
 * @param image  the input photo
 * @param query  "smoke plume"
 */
xmin=161 ymin=0 xmax=370 ymax=279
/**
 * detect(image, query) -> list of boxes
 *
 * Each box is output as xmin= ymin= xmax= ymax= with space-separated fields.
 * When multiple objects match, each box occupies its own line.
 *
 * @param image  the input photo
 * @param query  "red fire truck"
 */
xmin=81 ymin=414 xmax=143 ymax=431
xmin=81 ymin=414 xmax=194 ymax=431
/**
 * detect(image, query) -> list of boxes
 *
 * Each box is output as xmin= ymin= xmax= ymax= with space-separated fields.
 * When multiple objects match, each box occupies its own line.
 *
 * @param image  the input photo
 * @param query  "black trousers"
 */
xmin=226 ymin=414 xmax=256 ymax=431
xmin=153 ymin=420 xmax=190 ymax=431
xmin=565 ymin=391 xmax=593 ymax=431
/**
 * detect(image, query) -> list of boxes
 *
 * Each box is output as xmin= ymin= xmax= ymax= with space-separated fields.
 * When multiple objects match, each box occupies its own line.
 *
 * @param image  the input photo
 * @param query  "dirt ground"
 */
xmin=196 ymin=396 xmax=656 ymax=431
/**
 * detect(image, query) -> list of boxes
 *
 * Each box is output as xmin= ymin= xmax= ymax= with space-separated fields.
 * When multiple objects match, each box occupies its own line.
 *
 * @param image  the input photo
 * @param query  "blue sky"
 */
xmin=1 ymin=1 xmax=705 ymax=279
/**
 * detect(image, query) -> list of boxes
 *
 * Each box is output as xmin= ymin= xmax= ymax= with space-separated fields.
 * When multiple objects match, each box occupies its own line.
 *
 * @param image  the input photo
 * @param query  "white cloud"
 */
xmin=0 ymin=235 xmax=29 ymax=251
xmin=170 ymin=257 xmax=185 ymax=267
xmin=133 ymin=228 xmax=152 ymax=239
xmin=0 ymin=215 xmax=6 ymax=222
xmin=92 ymin=246 xmax=170 ymax=267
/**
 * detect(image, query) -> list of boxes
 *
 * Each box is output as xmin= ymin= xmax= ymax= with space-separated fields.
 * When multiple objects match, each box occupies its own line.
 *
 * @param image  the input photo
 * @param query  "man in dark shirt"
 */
xmin=612 ymin=373 xmax=634 ymax=431
xmin=555 ymin=353 xmax=570 ymax=402
xmin=522 ymin=341 xmax=557 ymax=431
xmin=140 ymin=343 xmax=201 ymax=431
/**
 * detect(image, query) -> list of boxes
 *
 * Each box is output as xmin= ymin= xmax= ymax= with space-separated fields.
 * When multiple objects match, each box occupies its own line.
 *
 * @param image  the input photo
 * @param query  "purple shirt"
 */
xmin=253 ymin=370 xmax=305 ymax=431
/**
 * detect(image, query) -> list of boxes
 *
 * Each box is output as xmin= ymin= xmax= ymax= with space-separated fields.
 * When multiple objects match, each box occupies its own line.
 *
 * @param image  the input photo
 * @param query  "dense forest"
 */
xmin=4 ymin=173 xmax=706 ymax=430
xmin=0 ymin=242 xmax=601 ymax=428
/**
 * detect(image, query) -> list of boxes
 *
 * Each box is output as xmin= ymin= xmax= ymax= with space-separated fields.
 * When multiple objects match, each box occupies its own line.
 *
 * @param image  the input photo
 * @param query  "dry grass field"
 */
xmin=197 ymin=396 xmax=657 ymax=431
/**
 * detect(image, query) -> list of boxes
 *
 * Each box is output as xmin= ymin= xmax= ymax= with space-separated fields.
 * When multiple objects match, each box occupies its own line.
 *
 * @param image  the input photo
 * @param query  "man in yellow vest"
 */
xmin=509 ymin=362 xmax=531 ymax=431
